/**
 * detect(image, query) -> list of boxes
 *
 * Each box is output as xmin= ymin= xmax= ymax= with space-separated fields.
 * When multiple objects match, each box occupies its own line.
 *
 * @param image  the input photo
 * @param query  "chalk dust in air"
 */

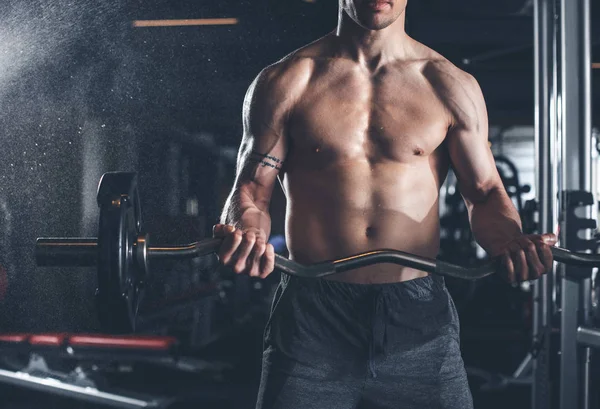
xmin=0 ymin=0 xmax=144 ymax=331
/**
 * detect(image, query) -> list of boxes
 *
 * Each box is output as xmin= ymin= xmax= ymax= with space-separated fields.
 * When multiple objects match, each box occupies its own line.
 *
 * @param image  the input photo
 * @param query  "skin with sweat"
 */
xmin=215 ymin=0 xmax=556 ymax=284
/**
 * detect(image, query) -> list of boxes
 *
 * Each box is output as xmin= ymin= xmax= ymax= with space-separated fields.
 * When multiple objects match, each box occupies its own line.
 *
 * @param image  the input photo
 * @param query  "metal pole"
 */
xmin=579 ymin=3 xmax=593 ymax=407
xmin=560 ymin=3 xmax=592 ymax=191
xmin=559 ymin=0 xmax=593 ymax=408
xmin=533 ymin=0 xmax=557 ymax=407
xmin=560 ymin=277 xmax=581 ymax=409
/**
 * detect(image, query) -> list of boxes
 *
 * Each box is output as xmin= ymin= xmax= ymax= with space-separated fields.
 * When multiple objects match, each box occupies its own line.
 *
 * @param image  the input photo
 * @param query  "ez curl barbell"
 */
xmin=35 ymin=172 xmax=600 ymax=333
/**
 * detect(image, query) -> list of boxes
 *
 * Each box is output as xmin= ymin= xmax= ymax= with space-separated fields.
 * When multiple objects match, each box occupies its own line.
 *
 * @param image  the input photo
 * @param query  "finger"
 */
xmin=502 ymin=252 xmax=515 ymax=284
xmin=212 ymin=224 xmax=224 ymax=237
xmin=233 ymin=231 xmax=257 ymax=274
xmin=248 ymin=239 xmax=266 ymax=277
xmin=541 ymin=233 xmax=558 ymax=246
xmin=523 ymin=240 xmax=545 ymax=280
xmin=213 ymin=224 xmax=235 ymax=238
xmin=515 ymin=248 xmax=528 ymax=282
xmin=535 ymin=240 xmax=554 ymax=273
xmin=508 ymin=241 xmax=527 ymax=283
xmin=507 ymin=241 xmax=521 ymax=278
xmin=219 ymin=229 xmax=243 ymax=265
xmin=260 ymin=244 xmax=275 ymax=278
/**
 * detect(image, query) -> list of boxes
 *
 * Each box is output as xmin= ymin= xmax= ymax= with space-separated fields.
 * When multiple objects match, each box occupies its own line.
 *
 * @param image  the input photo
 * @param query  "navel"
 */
xmin=413 ymin=147 xmax=425 ymax=156
xmin=365 ymin=226 xmax=376 ymax=238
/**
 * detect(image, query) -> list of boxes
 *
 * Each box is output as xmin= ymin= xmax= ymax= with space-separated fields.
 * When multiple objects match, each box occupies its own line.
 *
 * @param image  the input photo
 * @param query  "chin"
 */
xmin=357 ymin=15 xmax=396 ymax=30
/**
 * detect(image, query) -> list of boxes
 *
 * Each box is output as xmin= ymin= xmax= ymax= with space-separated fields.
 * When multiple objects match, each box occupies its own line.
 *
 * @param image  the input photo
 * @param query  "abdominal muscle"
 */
xmin=282 ymin=158 xmax=444 ymax=284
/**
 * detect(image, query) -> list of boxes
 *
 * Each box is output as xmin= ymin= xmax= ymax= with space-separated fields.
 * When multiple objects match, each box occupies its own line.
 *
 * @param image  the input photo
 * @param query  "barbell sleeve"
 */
xmin=35 ymin=238 xmax=98 ymax=267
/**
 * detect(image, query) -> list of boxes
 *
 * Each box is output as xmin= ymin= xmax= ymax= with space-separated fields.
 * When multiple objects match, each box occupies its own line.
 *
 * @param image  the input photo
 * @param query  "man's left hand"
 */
xmin=498 ymin=233 xmax=558 ymax=283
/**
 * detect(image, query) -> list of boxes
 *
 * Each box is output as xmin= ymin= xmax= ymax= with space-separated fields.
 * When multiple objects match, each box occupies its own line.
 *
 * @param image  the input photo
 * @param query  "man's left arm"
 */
xmin=443 ymin=71 xmax=556 ymax=283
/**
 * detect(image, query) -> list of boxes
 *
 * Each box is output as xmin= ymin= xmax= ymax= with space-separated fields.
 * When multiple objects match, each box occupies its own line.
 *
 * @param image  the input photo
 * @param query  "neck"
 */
xmin=335 ymin=8 xmax=410 ymax=69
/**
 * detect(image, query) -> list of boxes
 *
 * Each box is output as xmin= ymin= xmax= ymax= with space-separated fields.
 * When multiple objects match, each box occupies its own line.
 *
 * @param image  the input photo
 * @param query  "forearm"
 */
xmin=468 ymin=187 xmax=522 ymax=256
xmin=220 ymin=189 xmax=272 ymax=238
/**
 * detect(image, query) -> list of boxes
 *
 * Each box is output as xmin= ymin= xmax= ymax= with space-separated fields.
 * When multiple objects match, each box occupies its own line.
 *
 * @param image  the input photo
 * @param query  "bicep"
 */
xmin=446 ymin=77 xmax=501 ymax=202
xmin=232 ymin=70 xmax=290 ymax=208
xmin=447 ymin=125 xmax=499 ymax=202
xmin=233 ymin=130 xmax=287 ymax=208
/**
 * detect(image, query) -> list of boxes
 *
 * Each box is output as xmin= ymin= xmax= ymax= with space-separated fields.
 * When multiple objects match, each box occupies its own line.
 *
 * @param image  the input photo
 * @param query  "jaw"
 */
xmin=348 ymin=1 xmax=405 ymax=31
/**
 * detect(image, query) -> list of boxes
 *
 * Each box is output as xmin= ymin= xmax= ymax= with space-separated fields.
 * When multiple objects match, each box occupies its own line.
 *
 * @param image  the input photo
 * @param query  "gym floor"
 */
xmin=0 ymin=320 xmax=534 ymax=409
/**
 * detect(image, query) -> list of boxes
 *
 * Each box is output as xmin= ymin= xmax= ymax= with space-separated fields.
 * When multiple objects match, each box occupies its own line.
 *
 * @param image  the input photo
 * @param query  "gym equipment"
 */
xmin=35 ymin=172 xmax=600 ymax=333
xmin=440 ymin=155 xmax=534 ymax=266
xmin=439 ymin=155 xmax=535 ymax=313
xmin=494 ymin=155 xmax=531 ymax=217
xmin=532 ymin=0 xmax=598 ymax=407
xmin=0 ymin=332 xmax=237 ymax=409
xmin=0 ymin=333 xmax=173 ymax=408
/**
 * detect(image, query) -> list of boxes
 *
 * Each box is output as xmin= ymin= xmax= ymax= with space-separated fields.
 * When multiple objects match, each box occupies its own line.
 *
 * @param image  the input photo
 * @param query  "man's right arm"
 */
xmin=216 ymin=63 xmax=295 ymax=277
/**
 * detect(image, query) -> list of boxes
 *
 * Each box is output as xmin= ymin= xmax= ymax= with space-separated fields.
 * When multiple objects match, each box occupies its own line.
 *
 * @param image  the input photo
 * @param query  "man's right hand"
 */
xmin=212 ymin=224 xmax=276 ymax=278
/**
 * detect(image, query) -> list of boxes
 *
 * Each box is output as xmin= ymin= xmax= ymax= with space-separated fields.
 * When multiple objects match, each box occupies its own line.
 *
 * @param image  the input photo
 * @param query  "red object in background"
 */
xmin=0 ymin=334 xmax=28 ymax=343
xmin=29 ymin=334 xmax=67 ymax=346
xmin=69 ymin=335 xmax=177 ymax=350
xmin=0 ymin=265 xmax=7 ymax=301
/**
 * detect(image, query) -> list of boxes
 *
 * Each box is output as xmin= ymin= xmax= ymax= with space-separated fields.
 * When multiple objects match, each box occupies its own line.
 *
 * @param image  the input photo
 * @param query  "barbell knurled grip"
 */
xmin=435 ymin=259 xmax=496 ymax=280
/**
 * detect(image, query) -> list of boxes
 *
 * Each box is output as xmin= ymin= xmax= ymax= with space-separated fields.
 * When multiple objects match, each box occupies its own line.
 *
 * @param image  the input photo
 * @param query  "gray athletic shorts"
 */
xmin=255 ymin=273 xmax=474 ymax=409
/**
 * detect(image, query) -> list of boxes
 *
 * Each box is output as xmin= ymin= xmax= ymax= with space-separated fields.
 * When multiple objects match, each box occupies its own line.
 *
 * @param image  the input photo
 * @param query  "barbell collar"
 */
xmin=134 ymin=234 xmax=149 ymax=283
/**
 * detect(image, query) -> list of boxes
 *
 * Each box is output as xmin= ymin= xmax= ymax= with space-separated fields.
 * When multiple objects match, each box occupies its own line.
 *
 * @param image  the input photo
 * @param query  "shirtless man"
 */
xmin=214 ymin=1 xmax=557 ymax=407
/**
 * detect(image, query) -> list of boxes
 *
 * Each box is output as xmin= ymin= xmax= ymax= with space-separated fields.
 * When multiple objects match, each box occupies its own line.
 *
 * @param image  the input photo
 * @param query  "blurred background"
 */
xmin=0 ymin=0 xmax=599 ymax=408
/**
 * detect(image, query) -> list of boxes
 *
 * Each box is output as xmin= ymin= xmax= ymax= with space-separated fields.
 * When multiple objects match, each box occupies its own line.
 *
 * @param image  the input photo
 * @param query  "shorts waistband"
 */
xmin=282 ymin=273 xmax=445 ymax=300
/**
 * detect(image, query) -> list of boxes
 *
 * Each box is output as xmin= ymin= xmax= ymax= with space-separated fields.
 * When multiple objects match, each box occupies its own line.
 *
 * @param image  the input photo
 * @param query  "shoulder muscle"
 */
xmin=422 ymin=60 xmax=486 ymax=132
xmin=243 ymin=57 xmax=312 ymax=140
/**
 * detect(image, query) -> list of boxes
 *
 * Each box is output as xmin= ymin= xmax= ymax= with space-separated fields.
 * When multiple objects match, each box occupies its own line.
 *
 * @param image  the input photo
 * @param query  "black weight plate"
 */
xmin=96 ymin=172 xmax=142 ymax=333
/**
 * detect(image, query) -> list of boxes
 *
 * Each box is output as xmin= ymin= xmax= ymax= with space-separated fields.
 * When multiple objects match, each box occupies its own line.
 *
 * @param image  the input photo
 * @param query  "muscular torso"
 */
xmin=280 ymin=39 xmax=453 ymax=283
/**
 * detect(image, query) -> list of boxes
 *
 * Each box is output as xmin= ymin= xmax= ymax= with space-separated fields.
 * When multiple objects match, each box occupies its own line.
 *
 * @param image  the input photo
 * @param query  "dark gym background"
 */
xmin=0 ymin=0 xmax=598 ymax=408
